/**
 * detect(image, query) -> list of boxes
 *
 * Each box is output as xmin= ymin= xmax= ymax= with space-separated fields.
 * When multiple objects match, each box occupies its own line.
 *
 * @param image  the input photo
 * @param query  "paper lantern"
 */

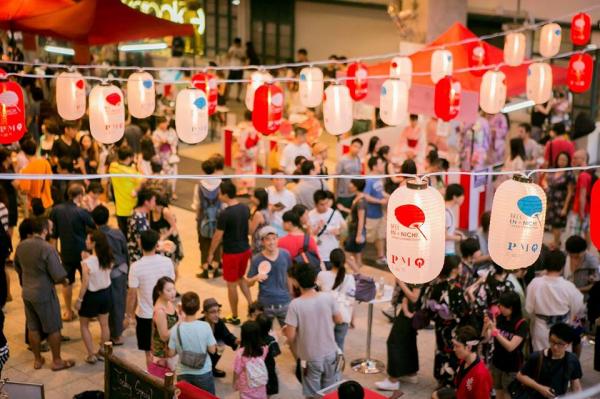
xmin=504 ymin=33 xmax=526 ymax=66
xmin=323 ymin=84 xmax=352 ymax=135
xmin=526 ymin=63 xmax=553 ymax=104
xmin=571 ymin=13 xmax=591 ymax=46
xmin=346 ymin=62 xmax=369 ymax=101
xmin=380 ymin=79 xmax=408 ymax=126
xmin=298 ymin=67 xmax=324 ymax=108
xmin=539 ymin=23 xmax=562 ymax=58
xmin=127 ymin=71 xmax=155 ymax=118
xmin=434 ymin=76 xmax=461 ymax=121
xmin=192 ymin=72 xmax=218 ymax=116
xmin=252 ymin=83 xmax=283 ymax=135
xmin=245 ymin=71 xmax=273 ymax=111
xmin=390 ymin=56 xmax=412 ymax=88
xmin=431 ymin=49 xmax=453 ymax=84
xmin=0 ymin=80 xmax=25 ymax=144
xmin=387 ymin=179 xmax=445 ymax=283
xmin=567 ymin=53 xmax=593 ymax=93
xmin=489 ymin=176 xmax=547 ymax=270
xmin=480 ymin=70 xmax=507 ymax=114
xmin=56 ymin=71 xmax=86 ymax=120
xmin=468 ymin=41 xmax=488 ymax=77
xmin=591 ymin=179 xmax=600 ymax=250
xmin=175 ymin=88 xmax=209 ymax=144
xmin=89 ymin=84 xmax=125 ymax=144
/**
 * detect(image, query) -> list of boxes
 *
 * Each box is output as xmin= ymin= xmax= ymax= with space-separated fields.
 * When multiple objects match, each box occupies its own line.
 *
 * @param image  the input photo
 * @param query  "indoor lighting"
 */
xmin=501 ymin=99 xmax=534 ymax=113
xmin=44 ymin=45 xmax=75 ymax=56
xmin=232 ymin=0 xmax=240 ymax=4
xmin=118 ymin=42 xmax=168 ymax=52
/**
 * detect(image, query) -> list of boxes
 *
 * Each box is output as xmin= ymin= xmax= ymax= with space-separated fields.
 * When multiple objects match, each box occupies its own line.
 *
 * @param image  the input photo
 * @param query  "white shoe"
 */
xmin=375 ymin=378 xmax=400 ymax=391
xmin=398 ymin=375 xmax=418 ymax=384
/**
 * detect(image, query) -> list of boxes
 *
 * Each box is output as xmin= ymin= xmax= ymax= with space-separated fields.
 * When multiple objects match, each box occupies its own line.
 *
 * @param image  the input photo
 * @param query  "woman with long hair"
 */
xmin=249 ymin=188 xmax=271 ymax=253
xmin=545 ymin=151 xmax=576 ymax=248
xmin=150 ymin=191 xmax=183 ymax=273
xmin=150 ymin=276 xmax=178 ymax=377
xmin=79 ymin=134 xmax=99 ymax=175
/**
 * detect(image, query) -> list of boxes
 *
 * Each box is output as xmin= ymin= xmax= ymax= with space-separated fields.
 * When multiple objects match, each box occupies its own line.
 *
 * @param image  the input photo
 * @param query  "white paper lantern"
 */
xmin=56 ymin=71 xmax=86 ymax=120
xmin=323 ymin=84 xmax=352 ymax=136
xmin=389 ymin=56 xmax=412 ymax=88
xmin=127 ymin=71 xmax=155 ymax=118
xmin=175 ymin=89 xmax=208 ymax=144
xmin=387 ymin=179 xmax=446 ymax=283
xmin=380 ymin=79 xmax=408 ymax=126
xmin=489 ymin=176 xmax=547 ymax=270
xmin=89 ymin=84 xmax=125 ymax=144
xmin=503 ymin=32 xmax=526 ymax=67
xmin=526 ymin=63 xmax=553 ymax=104
xmin=299 ymin=67 xmax=323 ymax=108
xmin=245 ymin=71 xmax=273 ymax=111
xmin=431 ymin=49 xmax=453 ymax=84
xmin=539 ymin=23 xmax=562 ymax=58
xmin=480 ymin=70 xmax=507 ymax=114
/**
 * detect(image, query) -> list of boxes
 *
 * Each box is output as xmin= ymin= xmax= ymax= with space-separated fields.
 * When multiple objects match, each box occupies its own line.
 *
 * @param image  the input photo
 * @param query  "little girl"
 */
xmin=233 ymin=321 xmax=268 ymax=399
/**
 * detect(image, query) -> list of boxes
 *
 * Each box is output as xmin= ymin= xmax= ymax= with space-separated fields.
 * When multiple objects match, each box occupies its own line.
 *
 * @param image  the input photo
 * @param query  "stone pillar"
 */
xmin=424 ymin=0 xmax=468 ymax=42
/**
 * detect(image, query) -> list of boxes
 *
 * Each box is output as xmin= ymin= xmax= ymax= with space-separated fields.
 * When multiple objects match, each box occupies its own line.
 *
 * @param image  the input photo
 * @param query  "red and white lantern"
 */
xmin=0 ymin=80 xmax=25 ymax=144
xmin=299 ymin=67 xmax=324 ymax=108
xmin=489 ymin=176 xmax=546 ymax=270
xmin=571 ymin=12 xmax=591 ymax=46
xmin=387 ymin=179 xmax=445 ymax=283
xmin=431 ymin=49 xmax=453 ymax=84
xmin=56 ymin=71 xmax=86 ymax=120
xmin=504 ymin=33 xmax=526 ymax=67
xmin=323 ymin=84 xmax=352 ymax=135
xmin=175 ymin=88 xmax=209 ymax=144
xmin=127 ymin=71 xmax=155 ymax=118
xmin=480 ymin=70 xmax=507 ymax=114
xmin=539 ymin=23 xmax=562 ymax=58
xmin=245 ymin=71 xmax=273 ymax=111
xmin=380 ymin=79 xmax=408 ymax=126
xmin=526 ymin=63 xmax=553 ymax=104
xmin=591 ymin=179 xmax=600 ymax=250
xmin=468 ymin=41 xmax=488 ymax=77
xmin=568 ymin=53 xmax=593 ymax=93
xmin=390 ymin=56 xmax=412 ymax=88
xmin=434 ymin=76 xmax=461 ymax=121
xmin=252 ymin=83 xmax=283 ymax=135
xmin=346 ymin=62 xmax=369 ymax=101
xmin=89 ymin=84 xmax=125 ymax=144
xmin=192 ymin=72 xmax=218 ymax=116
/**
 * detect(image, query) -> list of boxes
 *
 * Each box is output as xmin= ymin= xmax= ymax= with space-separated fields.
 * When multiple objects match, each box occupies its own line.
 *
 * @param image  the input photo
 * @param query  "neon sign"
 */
xmin=123 ymin=0 xmax=205 ymax=35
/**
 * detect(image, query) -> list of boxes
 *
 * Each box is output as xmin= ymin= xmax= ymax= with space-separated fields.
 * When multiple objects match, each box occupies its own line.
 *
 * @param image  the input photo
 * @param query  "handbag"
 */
xmin=508 ymin=349 xmax=544 ymax=399
xmin=176 ymin=324 xmax=207 ymax=369
xmin=354 ymin=274 xmax=376 ymax=302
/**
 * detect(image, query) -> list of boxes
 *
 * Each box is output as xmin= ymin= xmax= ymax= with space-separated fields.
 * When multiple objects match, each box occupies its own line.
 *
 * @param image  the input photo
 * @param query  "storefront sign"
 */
xmin=124 ymin=0 xmax=205 ymax=35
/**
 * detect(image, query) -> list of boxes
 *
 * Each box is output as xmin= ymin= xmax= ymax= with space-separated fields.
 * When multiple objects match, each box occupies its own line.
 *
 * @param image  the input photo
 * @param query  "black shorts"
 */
xmin=79 ymin=287 xmax=111 ymax=318
xmin=63 ymin=260 xmax=82 ymax=285
xmin=344 ymin=236 xmax=366 ymax=254
xmin=136 ymin=316 xmax=153 ymax=352
xmin=24 ymin=295 xmax=62 ymax=334
xmin=228 ymin=69 xmax=243 ymax=80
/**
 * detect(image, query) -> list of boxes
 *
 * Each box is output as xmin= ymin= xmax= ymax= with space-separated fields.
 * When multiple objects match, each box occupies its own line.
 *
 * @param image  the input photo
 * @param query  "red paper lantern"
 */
xmin=468 ymin=41 xmax=488 ymax=77
xmin=591 ymin=179 xmax=600 ymax=250
xmin=434 ymin=76 xmax=461 ymax=121
xmin=252 ymin=83 xmax=283 ymax=135
xmin=571 ymin=12 xmax=591 ymax=46
xmin=346 ymin=62 xmax=368 ymax=101
xmin=192 ymin=72 xmax=218 ymax=116
xmin=568 ymin=53 xmax=594 ymax=93
xmin=0 ymin=80 xmax=26 ymax=144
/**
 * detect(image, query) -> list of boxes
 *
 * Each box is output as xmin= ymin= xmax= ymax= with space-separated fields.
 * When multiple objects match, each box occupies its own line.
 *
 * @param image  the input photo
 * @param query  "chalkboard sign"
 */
xmin=104 ymin=343 xmax=175 ymax=399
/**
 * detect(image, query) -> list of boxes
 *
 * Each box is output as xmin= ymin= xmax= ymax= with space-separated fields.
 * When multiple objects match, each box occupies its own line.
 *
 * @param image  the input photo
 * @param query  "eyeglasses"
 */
xmin=549 ymin=338 xmax=568 ymax=348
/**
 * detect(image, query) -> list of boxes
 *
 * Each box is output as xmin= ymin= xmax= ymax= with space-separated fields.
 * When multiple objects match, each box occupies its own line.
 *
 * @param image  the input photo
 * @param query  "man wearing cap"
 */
xmin=199 ymin=298 xmax=239 ymax=378
xmin=246 ymin=226 xmax=293 ymax=327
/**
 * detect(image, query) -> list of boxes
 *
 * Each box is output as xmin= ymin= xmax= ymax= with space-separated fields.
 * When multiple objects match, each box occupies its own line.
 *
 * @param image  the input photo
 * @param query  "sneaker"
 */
xmin=224 ymin=316 xmax=241 ymax=326
xmin=375 ymin=257 xmax=388 ymax=266
xmin=398 ymin=375 xmax=418 ymax=384
xmin=212 ymin=368 xmax=226 ymax=378
xmin=375 ymin=378 xmax=400 ymax=391
xmin=196 ymin=269 xmax=210 ymax=279
xmin=212 ymin=268 xmax=222 ymax=278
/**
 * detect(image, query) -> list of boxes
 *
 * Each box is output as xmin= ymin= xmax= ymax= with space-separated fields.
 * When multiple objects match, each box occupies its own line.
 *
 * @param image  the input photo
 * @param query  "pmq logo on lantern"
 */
xmin=389 ymin=254 xmax=426 ymax=269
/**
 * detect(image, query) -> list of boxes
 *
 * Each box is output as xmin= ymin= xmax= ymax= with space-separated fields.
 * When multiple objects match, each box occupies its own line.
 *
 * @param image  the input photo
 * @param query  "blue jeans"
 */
xmin=178 ymin=372 xmax=216 ymax=395
xmin=334 ymin=323 xmax=349 ymax=350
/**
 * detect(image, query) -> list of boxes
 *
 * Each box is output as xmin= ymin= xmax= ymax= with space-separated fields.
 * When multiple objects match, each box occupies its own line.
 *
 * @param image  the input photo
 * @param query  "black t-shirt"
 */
xmin=492 ymin=315 xmax=528 ymax=372
xmin=521 ymin=350 xmax=582 ymax=398
xmin=217 ymin=203 xmax=250 ymax=254
xmin=51 ymin=137 xmax=81 ymax=163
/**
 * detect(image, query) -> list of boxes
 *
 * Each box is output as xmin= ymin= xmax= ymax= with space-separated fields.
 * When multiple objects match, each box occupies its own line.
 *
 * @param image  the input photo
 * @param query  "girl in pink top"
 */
xmin=233 ymin=321 xmax=268 ymax=399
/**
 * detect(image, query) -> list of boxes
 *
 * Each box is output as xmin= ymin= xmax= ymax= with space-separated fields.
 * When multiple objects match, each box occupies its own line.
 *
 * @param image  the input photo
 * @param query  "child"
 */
xmin=248 ymin=301 xmax=264 ymax=321
xmin=256 ymin=314 xmax=281 ymax=397
xmin=233 ymin=321 xmax=268 ymax=399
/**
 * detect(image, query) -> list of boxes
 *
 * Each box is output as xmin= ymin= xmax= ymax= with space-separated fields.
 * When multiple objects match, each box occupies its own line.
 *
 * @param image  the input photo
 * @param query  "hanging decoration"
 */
xmin=175 ymin=88 xmax=209 ymax=144
xmin=480 ymin=70 xmax=507 ymax=114
xmin=591 ymin=179 xmax=600 ymax=250
xmin=56 ymin=71 xmax=86 ymax=120
xmin=489 ymin=175 xmax=547 ymax=270
xmin=380 ymin=79 xmax=408 ymax=126
xmin=192 ymin=72 xmax=218 ymax=116
xmin=430 ymin=49 xmax=453 ymax=84
xmin=434 ymin=76 xmax=461 ymax=121
xmin=468 ymin=41 xmax=488 ymax=77
xmin=245 ymin=71 xmax=273 ymax=111
xmin=323 ymin=84 xmax=352 ymax=135
xmin=89 ymin=84 xmax=125 ymax=144
xmin=0 ymin=80 xmax=25 ymax=144
xmin=571 ymin=12 xmax=591 ymax=46
xmin=503 ymin=32 xmax=526 ymax=67
xmin=526 ymin=62 xmax=553 ymax=104
xmin=298 ymin=67 xmax=324 ymax=108
xmin=386 ymin=179 xmax=445 ymax=284
xmin=539 ymin=23 xmax=562 ymax=58
xmin=567 ymin=53 xmax=593 ymax=93
xmin=127 ymin=71 xmax=155 ymax=118
xmin=389 ymin=56 xmax=412 ymax=88
xmin=346 ymin=62 xmax=369 ymax=101
xmin=252 ymin=83 xmax=284 ymax=135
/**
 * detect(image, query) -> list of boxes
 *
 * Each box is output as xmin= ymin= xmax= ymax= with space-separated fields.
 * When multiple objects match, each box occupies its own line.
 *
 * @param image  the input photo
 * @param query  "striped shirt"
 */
xmin=0 ymin=203 xmax=9 ymax=232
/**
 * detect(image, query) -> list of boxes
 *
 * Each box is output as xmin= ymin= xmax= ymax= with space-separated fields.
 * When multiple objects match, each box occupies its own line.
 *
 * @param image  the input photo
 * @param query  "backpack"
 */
xmin=293 ymin=234 xmax=321 ymax=273
xmin=198 ymin=185 xmax=220 ymax=238
xmin=245 ymin=356 xmax=268 ymax=388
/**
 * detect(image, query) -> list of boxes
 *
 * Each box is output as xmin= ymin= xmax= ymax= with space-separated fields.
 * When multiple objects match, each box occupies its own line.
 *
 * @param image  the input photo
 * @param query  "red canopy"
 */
xmin=7 ymin=0 xmax=194 ymax=45
xmin=0 ymin=0 xmax=73 ymax=23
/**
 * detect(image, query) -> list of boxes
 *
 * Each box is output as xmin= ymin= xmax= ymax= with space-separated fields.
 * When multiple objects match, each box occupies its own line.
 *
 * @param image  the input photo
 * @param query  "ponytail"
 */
xmin=329 ymin=249 xmax=346 ymax=291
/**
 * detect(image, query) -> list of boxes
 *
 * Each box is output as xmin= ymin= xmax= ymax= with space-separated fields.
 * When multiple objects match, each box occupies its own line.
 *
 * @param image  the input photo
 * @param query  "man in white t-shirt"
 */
xmin=280 ymin=127 xmax=312 ymax=174
xmin=309 ymin=190 xmax=345 ymax=267
xmin=267 ymin=171 xmax=297 ymax=236
xmin=444 ymin=184 xmax=465 ymax=255
xmin=125 ymin=229 xmax=175 ymax=367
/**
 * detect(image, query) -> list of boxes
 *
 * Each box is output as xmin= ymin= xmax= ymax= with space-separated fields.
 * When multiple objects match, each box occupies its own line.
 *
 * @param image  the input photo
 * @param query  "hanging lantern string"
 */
xmin=1 ymin=46 xmax=596 ymax=85
xmin=0 ymin=3 xmax=598 ymax=74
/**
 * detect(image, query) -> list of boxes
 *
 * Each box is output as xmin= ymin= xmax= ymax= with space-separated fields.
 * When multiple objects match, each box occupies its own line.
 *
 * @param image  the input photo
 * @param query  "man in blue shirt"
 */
xmin=364 ymin=156 xmax=389 ymax=266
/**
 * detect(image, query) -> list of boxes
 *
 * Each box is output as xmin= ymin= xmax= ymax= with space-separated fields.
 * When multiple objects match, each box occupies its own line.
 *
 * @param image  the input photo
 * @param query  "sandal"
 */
xmin=85 ymin=355 xmax=97 ymax=365
xmin=51 ymin=359 xmax=76 ymax=371
xmin=95 ymin=350 xmax=105 ymax=361
xmin=33 ymin=357 xmax=45 ymax=370
xmin=62 ymin=312 xmax=77 ymax=322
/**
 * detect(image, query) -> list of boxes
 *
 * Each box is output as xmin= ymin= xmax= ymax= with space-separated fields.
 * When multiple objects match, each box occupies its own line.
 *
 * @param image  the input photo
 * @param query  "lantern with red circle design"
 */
xmin=480 ymin=70 xmax=507 ymax=114
xmin=0 ymin=80 xmax=25 ymax=144
xmin=390 ymin=56 xmax=412 ymax=88
xmin=380 ymin=79 xmax=408 ymax=126
xmin=323 ymin=84 xmax=352 ymax=135
xmin=192 ymin=72 xmax=218 ymax=116
xmin=245 ymin=71 xmax=273 ymax=111
xmin=591 ymin=179 xmax=600 ymax=250
xmin=571 ymin=13 xmax=591 ymax=46
xmin=56 ymin=71 xmax=86 ymax=121
xmin=127 ymin=71 xmax=155 ymax=118
xmin=252 ymin=83 xmax=283 ymax=135
xmin=346 ymin=62 xmax=368 ymax=101
xmin=299 ymin=67 xmax=324 ymax=108
xmin=434 ymin=76 xmax=461 ymax=121
xmin=504 ymin=33 xmax=526 ymax=67
xmin=468 ymin=41 xmax=488 ymax=77
xmin=431 ymin=49 xmax=453 ymax=84
xmin=175 ymin=89 xmax=209 ymax=144
xmin=526 ymin=63 xmax=553 ymax=104
xmin=568 ymin=53 xmax=593 ymax=93
xmin=89 ymin=84 xmax=125 ymax=144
